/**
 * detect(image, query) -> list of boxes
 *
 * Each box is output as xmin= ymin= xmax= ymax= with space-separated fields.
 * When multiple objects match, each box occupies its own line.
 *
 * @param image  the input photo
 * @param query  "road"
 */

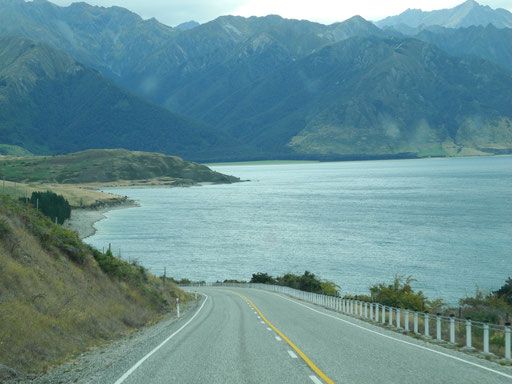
xmin=99 ymin=287 xmax=512 ymax=384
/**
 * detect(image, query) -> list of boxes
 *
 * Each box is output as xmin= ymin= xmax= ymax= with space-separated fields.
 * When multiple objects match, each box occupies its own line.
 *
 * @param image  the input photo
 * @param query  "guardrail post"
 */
xmin=505 ymin=322 xmax=511 ymax=361
xmin=350 ymin=300 xmax=353 ymax=314
xmin=424 ymin=312 xmax=430 ymax=338
xmin=450 ymin=315 xmax=455 ymax=344
xmin=360 ymin=301 xmax=363 ymax=317
xmin=389 ymin=308 xmax=393 ymax=326
xmin=414 ymin=312 xmax=419 ymax=334
xmin=436 ymin=313 xmax=442 ymax=341
xmin=176 ymin=297 xmax=180 ymax=318
xmin=342 ymin=299 xmax=346 ymax=313
xmin=381 ymin=306 xmax=386 ymax=324
xmin=396 ymin=308 xmax=401 ymax=329
xmin=375 ymin=303 xmax=379 ymax=322
xmin=370 ymin=302 xmax=373 ymax=320
xmin=404 ymin=308 xmax=409 ymax=331
xmin=464 ymin=318 xmax=473 ymax=350
xmin=364 ymin=302 xmax=368 ymax=318
xmin=483 ymin=321 xmax=490 ymax=355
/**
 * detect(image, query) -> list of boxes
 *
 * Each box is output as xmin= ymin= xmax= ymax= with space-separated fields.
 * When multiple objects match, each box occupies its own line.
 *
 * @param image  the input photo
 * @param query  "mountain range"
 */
xmin=377 ymin=0 xmax=512 ymax=29
xmin=0 ymin=0 xmax=511 ymax=161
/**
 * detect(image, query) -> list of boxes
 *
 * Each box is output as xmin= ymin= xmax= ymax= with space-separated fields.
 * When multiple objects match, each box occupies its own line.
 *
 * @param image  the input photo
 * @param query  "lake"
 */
xmin=85 ymin=156 xmax=512 ymax=304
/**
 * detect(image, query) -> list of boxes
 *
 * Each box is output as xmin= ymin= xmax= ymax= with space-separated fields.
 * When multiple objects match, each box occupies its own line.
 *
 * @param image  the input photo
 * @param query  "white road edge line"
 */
xmin=288 ymin=350 xmax=298 ymax=359
xmin=114 ymin=294 xmax=209 ymax=384
xmin=310 ymin=375 xmax=323 ymax=384
xmin=272 ymin=293 xmax=512 ymax=380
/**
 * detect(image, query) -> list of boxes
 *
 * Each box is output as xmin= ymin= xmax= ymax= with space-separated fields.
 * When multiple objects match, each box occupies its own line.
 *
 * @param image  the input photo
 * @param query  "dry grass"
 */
xmin=0 ymin=196 xmax=191 ymax=374
xmin=0 ymin=179 xmax=123 ymax=207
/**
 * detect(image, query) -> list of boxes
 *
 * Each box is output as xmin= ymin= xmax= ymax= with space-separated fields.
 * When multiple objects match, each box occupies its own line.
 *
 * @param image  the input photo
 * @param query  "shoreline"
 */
xmin=64 ymin=199 xmax=139 ymax=240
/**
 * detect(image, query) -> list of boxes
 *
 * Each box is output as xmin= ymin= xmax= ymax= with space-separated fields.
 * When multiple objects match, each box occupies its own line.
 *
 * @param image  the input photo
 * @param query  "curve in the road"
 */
xmin=272 ymin=292 xmax=512 ymax=381
xmin=229 ymin=291 xmax=334 ymax=384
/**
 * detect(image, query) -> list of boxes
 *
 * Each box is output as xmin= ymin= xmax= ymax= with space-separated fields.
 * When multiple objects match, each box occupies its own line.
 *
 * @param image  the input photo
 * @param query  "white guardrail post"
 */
xmin=396 ymin=308 xmax=401 ymax=329
xmin=465 ymin=318 xmax=472 ymax=350
xmin=505 ymin=322 xmax=511 ymax=361
xmin=424 ymin=312 xmax=430 ymax=338
xmin=370 ymin=302 xmax=373 ymax=320
xmin=450 ymin=315 xmax=455 ymax=344
xmin=381 ymin=306 xmax=386 ymax=324
xmin=414 ymin=311 xmax=419 ymax=334
xmin=375 ymin=303 xmax=379 ymax=322
xmin=364 ymin=302 xmax=368 ymax=318
xmin=404 ymin=308 xmax=409 ymax=331
xmin=389 ymin=307 xmax=393 ymax=326
xmin=436 ymin=313 xmax=442 ymax=342
xmin=483 ymin=321 xmax=490 ymax=355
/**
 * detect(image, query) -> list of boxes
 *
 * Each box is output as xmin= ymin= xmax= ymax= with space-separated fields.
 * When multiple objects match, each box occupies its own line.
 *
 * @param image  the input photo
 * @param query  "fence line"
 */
xmin=182 ymin=282 xmax=511 ymax=361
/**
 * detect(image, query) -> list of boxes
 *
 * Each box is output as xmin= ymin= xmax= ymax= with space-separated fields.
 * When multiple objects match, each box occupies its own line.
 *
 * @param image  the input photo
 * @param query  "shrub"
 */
xmin=369 ymin=275 xmax=428 ymax=311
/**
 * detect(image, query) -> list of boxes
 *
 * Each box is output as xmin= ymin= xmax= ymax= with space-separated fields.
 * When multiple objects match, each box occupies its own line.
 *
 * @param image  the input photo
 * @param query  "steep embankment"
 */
xmin=0 ymin=148 xmax=240 ymax=185
xmin=0 ymin=195 xmax=190 ymax=378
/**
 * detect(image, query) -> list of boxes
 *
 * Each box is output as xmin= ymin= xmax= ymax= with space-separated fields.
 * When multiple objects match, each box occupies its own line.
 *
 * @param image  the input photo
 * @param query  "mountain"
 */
xmin=0 ymin=35 xmax=238 ymax=160
xmin=377 ymin=0 xmax=512 ymax=29
xmin=413 ymin=25 xmax=512 ymax=70
xmin=175 ymin=20 xmax=200 ymax=31
xmin=0 ymin=0 xmax=511 ymax=160
xmin=0 ymin=148 xmax=240 ymax=184
xmin=202 ymin=36 xmax=512 ymax=158
xmin=0 ymin=0 xmax=387 ymax=112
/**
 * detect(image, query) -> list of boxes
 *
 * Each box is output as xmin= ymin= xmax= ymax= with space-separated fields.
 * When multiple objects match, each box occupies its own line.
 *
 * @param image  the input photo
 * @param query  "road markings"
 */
xmin=288 ymin=350 xmax=298 ymax=359
xmin=275 ymin=336 xmax=282 ymax=341
xmin=114 ymin=295 xmax=209 ymax=384
xmin=229 ymin=291 xmax=334 ymax=384
xmin=266 ymin=327 xmax=272 ymax=331
xmin=273 ymin=293 xmax=512 ymax=381
xmin=310 ymin=376 xmax=323 ymax=384
xmin=260 ymin=321 xmax=265 ymax=324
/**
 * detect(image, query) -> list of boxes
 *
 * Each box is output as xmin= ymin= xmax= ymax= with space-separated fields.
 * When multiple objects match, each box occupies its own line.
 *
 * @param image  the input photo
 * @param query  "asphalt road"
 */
xmin=99 ymin=287 xmax=512 ymax=384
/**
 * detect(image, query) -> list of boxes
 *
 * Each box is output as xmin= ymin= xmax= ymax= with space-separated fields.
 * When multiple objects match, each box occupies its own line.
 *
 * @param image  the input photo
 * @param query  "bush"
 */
xmin=250 ymin=271 xmax=340 ymax=296
xmin=494 ymin=277 xmax=512 ymax=305
xmin=369 ymin=275 xmax=428 ymax=311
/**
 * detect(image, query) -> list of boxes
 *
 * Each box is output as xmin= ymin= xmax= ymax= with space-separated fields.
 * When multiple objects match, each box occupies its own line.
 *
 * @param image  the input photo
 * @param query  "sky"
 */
xmin=46 ymin=0 xmax=512 ymax=27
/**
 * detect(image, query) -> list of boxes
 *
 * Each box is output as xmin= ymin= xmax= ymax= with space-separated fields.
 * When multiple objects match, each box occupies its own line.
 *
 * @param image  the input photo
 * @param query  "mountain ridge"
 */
xmin=377 ymin=0 xmax=512 ymax=29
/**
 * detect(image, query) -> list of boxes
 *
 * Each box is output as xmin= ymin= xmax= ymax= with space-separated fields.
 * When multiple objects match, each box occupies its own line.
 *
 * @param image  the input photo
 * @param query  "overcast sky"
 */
xmin=46 ymin=0 xmax=512 ymax=27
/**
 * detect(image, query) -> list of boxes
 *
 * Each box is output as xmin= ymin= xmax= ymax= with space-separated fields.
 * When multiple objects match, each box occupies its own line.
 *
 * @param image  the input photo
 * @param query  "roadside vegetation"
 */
xmin=249 ymin=271 xmax=340 ymax=296
xmin=0 ymin=195 xmax=191 ymax=375
xmin=246 ymin=272 xmax=512 ymax=325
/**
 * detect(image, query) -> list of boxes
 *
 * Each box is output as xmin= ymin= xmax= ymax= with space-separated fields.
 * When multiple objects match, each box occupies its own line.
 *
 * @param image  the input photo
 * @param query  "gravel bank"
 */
xmin=63 ymin=200 xmax=139 ymax=239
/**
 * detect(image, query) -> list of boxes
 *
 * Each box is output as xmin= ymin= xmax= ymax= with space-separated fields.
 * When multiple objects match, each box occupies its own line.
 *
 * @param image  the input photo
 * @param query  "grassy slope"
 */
xmin=0 ymin=195 xmax=191 ymax=374
xmin=0 ymin=149 xmax=240 ymax=185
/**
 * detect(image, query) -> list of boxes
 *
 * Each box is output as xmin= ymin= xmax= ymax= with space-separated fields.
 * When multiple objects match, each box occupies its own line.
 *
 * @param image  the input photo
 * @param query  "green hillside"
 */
xmin=0 ymin=36 xmax=238 ymax=161
xmin=0 ymin=149 xmax=240 ymax=185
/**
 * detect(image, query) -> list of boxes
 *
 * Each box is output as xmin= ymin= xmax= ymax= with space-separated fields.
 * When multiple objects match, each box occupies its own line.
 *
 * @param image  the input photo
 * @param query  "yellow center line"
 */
xmin=228 ymin=290 xmax=335 ymax=384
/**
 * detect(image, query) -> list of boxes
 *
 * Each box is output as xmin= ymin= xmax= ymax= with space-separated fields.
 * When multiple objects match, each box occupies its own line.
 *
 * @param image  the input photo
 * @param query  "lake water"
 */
xmin=85 ymin=156 xmax=512 ymax=304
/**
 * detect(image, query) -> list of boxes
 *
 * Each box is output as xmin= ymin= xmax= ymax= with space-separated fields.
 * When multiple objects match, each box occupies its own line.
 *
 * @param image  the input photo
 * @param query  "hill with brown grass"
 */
xmin=0 ymin=195 xmax=190 ymax=377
